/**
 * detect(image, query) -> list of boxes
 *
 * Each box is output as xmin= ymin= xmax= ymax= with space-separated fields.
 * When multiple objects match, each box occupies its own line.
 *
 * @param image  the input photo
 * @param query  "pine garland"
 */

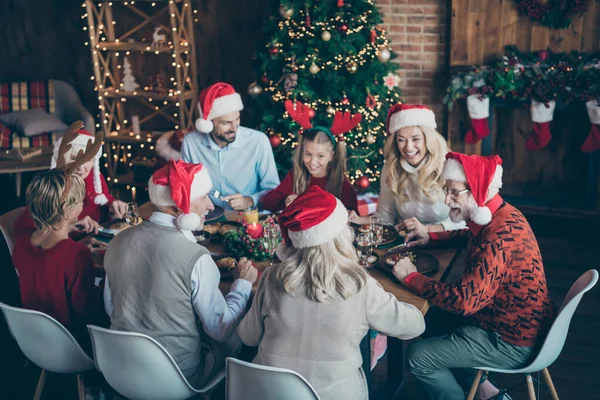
xmin=514 ymin=0 xmax=589 ymax=29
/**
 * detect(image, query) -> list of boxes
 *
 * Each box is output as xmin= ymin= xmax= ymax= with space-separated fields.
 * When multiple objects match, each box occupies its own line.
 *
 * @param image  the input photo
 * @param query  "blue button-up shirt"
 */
xmin=181 ymin=126 xmax=280 ymax=210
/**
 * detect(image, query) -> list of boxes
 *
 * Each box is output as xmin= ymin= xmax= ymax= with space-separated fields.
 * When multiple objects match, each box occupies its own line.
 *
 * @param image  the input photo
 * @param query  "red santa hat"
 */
xmin=195 ymin=82 xmax=244 ymax=133
xmin=441 ymin=152 xmax=503 ymax=225
xmin=147 ymin=160 xmax=213 ymax=230
xmin=278 ymin=185 xmax=348 ymax=249
xmin=50 ymin=129 xmax=107 ymax=205
xmin=387 ymin=104 xmax=437 ymax=135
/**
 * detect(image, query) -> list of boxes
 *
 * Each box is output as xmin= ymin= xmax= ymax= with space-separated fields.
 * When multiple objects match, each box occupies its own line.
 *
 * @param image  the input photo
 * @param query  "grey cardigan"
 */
xmin=238 ymin=266 xmax=425 ymax=400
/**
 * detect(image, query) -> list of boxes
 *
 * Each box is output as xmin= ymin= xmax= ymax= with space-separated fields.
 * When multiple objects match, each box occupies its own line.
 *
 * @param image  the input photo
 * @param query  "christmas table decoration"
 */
xmin=223 ymin=215 xmax=281 ymax=261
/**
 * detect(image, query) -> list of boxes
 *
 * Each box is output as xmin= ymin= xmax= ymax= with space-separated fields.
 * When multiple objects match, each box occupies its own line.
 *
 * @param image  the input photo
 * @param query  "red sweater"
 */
xmin=262 ymin=170 xmax=358 ymax=212
xmin=12 ymin=211 xmax=107 ymax=341
xmin=404 ymin=196 xmax=556 ymax=347
xmin=81 ymin=171 xmax=115 ymax=224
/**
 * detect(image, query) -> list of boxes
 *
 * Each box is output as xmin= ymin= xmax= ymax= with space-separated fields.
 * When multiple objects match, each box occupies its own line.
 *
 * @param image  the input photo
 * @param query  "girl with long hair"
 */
xmin=261 ymin=101 xmax=359 ymax=212
xmin=239 ymin=186 xmax=425 ymax=400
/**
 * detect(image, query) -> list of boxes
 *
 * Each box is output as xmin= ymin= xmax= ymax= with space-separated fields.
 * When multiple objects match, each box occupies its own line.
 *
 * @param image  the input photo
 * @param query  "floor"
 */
xmin=1 ymin=175 xmax=599 ymax=399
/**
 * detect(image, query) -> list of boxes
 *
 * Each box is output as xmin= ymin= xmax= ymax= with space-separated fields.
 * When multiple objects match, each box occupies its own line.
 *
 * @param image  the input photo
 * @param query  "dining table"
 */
xmin=94 ymin=202 xmax=464 ymax=399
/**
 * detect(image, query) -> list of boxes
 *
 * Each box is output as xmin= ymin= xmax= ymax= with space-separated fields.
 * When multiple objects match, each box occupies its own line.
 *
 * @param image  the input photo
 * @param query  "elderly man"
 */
xmin=103 ymin=160 xmax=257 ymax=388
xmin=181 ymin=82 xmax=280 ymax=211
xmin=393 ymin=152 xmax=556 ymax=400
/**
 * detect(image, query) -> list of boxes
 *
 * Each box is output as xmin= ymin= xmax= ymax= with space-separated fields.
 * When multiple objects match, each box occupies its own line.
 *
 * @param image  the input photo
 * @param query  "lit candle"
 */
xmin=246 ymin=222 xmax=263 ymax=239
xmin=244 ymin=208 xmax=259 ymax=224
xmin=131 ymin=186 xmax=136 ymax=202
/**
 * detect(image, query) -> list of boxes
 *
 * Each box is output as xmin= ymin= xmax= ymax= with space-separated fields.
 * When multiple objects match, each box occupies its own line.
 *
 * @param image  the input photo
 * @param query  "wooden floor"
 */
xmin=1 ymin=195 xmax=599 ymax=399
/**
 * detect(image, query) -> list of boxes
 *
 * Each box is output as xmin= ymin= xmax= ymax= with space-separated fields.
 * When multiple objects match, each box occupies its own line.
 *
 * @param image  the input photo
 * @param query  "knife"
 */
xmin=387 ymin=243 xmax=408 ymax=253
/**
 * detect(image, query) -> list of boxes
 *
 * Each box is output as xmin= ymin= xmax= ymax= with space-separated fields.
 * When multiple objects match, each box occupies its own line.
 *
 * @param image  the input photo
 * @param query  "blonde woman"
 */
xmin=351 ymin=104 xmax=466 ymax=235
xmin=238 ymin=186 xmax=425 ymax=400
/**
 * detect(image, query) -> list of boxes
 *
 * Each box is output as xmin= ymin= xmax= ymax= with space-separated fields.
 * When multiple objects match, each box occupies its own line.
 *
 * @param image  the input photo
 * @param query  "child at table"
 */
xmin=261 ymin=100 xmax=359 ymax=212
xmin=12 ymin=128 xmax=108 ymax=352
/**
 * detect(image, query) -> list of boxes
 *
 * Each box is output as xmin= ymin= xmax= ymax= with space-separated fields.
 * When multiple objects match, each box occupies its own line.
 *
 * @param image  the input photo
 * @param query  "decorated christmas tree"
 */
xmin=249 ymin=0 xmax=403 ymax=192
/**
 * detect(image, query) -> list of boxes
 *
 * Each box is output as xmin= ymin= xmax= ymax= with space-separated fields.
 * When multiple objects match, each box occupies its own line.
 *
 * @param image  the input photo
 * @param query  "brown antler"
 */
xmin=56 ymin=121 xmax=104 ymax=174
xmin=55 ymin=121 xmax=83 ymax=169
xmin=330 ymin=111 xmax=362 ymax=136
xmin=284 ymin=100 xmax=314 ymax=130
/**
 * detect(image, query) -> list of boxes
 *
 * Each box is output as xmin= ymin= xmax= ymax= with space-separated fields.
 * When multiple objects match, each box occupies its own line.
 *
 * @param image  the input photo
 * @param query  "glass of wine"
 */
xmin=370 ymin=215 xmax=384 ymax=247
xmin=262 ymin=225 xmax=278 ymax=266
xmin=356 ymin=233 xmax=373 ymax=267
xmin=126 ymin=202 xmax=139 ymax=225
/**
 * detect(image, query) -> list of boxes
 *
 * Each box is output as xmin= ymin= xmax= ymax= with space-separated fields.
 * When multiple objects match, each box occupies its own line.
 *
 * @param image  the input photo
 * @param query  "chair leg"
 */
xmin=33 ymin=369 xmax=46 ymax=400
xmin=542 ymin=368 xmax=559 ymax=400
xmin=77 ymin=374 xmax=86 ymax=400
xmin=526 ymin=374 xmax=537 ymax=400
xmin=466 ymin=369 xmax=484 ymax=400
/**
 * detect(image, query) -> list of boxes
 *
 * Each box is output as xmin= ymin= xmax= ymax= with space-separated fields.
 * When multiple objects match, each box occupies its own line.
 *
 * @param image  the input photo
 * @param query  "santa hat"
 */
xmin=278 ymin=185 xmax=348 ymax=249
xmin=50 ymin=129 xmax=108 ymax=205
xmin=147 ymin=160 xmax=212 ymax=231
xmin=581 ymin=100 xmax=600 ymax=153
xmin=387 ymin=104 xmax=437 ymax=135
xmin=526 ymin=100 xmax=555 ymax=152
xmin=441 ymin=152 xmax=503 ymax=226
xmin=464 ymin=95 xmax=491 ymax=145
xmin=195 ymin=82 xmax=244 ymax=133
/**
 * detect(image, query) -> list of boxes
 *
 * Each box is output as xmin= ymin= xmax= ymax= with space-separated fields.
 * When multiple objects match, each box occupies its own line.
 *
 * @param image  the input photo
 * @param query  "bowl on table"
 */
xmin=192 ymin=230 xmax=211 ymax=245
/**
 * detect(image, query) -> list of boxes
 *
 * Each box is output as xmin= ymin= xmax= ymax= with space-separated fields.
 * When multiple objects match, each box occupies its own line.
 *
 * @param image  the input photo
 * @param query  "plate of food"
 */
xmin=361 ymin=252 xmax=379 ymax=268
xmin=212 ymin=255 xmax=237 ymax=279
xmin=192 ymin=230 xmax=211 ymax=245
xmin=351 ymin=223 xmax=399 ymax=247
xmin=205 ymin=206 xmax=224 ymax=222
xmin=382 ymin=251 xmax=439 ymax=275
xmin=204 ymin=222 xmax=242 ymax=243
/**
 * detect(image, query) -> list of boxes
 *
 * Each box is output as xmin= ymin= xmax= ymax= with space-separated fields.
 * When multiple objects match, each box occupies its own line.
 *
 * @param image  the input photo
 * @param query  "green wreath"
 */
xmin=514 ymin=0 xmax=589 ymax=29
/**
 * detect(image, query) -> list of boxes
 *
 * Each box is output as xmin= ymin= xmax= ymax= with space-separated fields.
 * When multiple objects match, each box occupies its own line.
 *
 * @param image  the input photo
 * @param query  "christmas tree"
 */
xmin=250 ymin=0 xmax=403 ymax=192
xmin=122 ymin=57 xmax=140 ymax=92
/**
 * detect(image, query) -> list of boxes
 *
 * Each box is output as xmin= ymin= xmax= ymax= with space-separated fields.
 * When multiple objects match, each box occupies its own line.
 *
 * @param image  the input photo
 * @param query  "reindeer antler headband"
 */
xmin=284 ymin=100 xmax=362 ymax=148
xmin=56 ymin=121 xmax=104 ymax=202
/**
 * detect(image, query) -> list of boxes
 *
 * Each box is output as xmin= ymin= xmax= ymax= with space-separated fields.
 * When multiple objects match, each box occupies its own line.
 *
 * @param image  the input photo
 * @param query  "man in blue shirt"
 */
xmin=181 ymin=82 xmax=280 ymax=210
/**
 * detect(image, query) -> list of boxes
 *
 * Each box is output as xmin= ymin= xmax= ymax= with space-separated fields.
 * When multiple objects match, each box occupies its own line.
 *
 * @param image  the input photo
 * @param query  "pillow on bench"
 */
xmin=0 ymin=108 xmax=67 ymax=137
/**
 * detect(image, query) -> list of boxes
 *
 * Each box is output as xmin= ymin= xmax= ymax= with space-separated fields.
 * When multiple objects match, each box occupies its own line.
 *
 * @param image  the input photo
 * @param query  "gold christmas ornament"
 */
xmin=326 ymin=105 xmax=335 ymax=115
xmin=247 ymin=82 xmax=263 ymax=98
xmin=278 ymin=5 xmax=294 ymax=19
xmin=309 ymin=63 xmax=320 ymax=75
xmin=321 ymin=30 xmax=331 ymax=42
xmin=366 ymin=133 xmax=376 ymax=144
xmin=377 ymin=47 xmax=391 ymax=63
xmin=346 ymin=61 xmax=358 ymax=74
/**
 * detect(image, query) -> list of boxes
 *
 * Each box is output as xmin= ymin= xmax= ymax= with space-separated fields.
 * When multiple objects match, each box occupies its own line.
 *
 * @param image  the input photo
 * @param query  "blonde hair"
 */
xmin=275 ymin=226 xmax=368 ymax=302
xmin=292 ymin=130 xmax=347 ymax=198
xmin=25 ymin=169 xmax=85 ymax=231
xmin=383 ymin=125 xmax=447 ymax=200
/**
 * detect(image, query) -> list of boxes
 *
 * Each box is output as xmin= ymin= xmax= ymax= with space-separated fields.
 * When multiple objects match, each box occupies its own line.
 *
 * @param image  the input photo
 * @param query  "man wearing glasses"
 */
xmin=392 ymin=152 xmax=557 ymax=400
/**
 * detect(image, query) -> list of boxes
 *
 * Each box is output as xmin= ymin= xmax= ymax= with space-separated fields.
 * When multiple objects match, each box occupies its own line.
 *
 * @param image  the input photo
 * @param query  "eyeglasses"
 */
xmin=442 ymin=186 xmax=470 ymax=198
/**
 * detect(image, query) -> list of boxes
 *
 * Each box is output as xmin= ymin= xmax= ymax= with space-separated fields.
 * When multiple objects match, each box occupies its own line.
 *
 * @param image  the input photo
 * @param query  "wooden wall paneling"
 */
xmin=450 ymin=0 xmax=469 ymax=65
xmin=194 ymin=0 xmax=221 ymax=90
xmin=466 ymin=0 xmax=486 ymax=65
xmin=483 ymin=0 xmax=503 ymax=65
xmin=500 ymin=0 xmax=519 ymax=52
xmin=580 ymin=0 xmax=600 ymax=52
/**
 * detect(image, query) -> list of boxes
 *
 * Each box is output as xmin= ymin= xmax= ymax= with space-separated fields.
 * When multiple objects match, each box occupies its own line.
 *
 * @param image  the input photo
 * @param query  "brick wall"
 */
xmin=376 ymin=0 xmax=449 ymax=128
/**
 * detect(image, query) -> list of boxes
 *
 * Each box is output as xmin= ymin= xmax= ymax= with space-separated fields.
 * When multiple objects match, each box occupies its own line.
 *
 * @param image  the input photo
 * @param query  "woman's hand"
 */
xmin=234 ymin=257 xmax=258 ymax=285
xmin=284 ymin=194 xmax=298 ymax=207
xmin=110 ymin=200 xmax=128 ymax=219
xmin=348 ymin=210 xmax=360 ymax=222
xmin=72 ymin=216 xmax=101 ymax=235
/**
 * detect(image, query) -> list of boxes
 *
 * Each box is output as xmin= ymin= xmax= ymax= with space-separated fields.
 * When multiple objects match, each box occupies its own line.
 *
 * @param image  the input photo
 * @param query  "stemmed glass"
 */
xmin=126 ymin=202 xmax=139 ymax=225
xmin=262 ymin=225 xmax=280 ymax=266
xmin=370 ymin=215 xmax=384 ymax=247
xmin=356 ymin=233 xmax=374 ymax=267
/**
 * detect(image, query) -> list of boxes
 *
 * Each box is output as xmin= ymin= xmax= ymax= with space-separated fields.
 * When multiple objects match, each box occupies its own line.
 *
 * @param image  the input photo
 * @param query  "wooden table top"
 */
xmin=135 ymin=202 xmax=461 ymax=315
xmin=0 ymin=150 xmax=52 ymax=174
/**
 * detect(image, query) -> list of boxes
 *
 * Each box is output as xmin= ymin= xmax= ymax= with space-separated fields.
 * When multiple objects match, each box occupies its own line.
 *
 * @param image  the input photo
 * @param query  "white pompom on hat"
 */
xmin=50 ymin=129 xmax=108 ymax=205
xmin=386 ymin=103 xmax=437 ymax=135
xmin=195 ymin=82 xmax=244 ymax=133
xmin=441 ymin=152 xmax=503 ymax=225
xmin=148 ymin=160 xmax=213 ymax=231
xmin=278 ymin=185 xmax=348 ymax=249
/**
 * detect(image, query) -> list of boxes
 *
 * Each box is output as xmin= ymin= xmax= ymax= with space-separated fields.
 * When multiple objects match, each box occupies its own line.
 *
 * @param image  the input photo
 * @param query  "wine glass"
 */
xmin=263 ymin=225 xmax=278 ymax=266
xmin=126 ymin=202 xmax=139 ymax=225
xmin=370 ymin=215 xmax=384 ymax=247
xmin=356 ymin=233 xmax=373 ymax=267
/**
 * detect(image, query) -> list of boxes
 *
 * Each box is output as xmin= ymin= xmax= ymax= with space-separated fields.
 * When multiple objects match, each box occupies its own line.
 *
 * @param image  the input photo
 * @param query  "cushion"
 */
xmin=0 ymin=108 xmax=67 ymax=137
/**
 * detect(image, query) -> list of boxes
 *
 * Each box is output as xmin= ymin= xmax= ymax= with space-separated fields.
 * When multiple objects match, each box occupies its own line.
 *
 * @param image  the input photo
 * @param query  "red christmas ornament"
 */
xmin=339 ymin=24 xmax=348 ymax=34
xmin=365 ymin=94 xmax=376 ymax=109
xmin=370 ymin=29 xmax=377 ymax=44
xmin=342 ymin=97 xmax=350 ymax=105
xmin=307 ymin=109 xmax=316 ymax=118
xmin=356 ymin=176 xmax=370 ymax=191
xmin=261 ymin=75 xmax=269 ymax=84
xmin=270 ymin=46 xmax=279 ymax=55
xmin=269 ymin=134 xmax=282 ymax=148
xmin=538 ymin=50 xmax=549 ymax=62
xmin=337 ymin=0 xmax=344 ymax=6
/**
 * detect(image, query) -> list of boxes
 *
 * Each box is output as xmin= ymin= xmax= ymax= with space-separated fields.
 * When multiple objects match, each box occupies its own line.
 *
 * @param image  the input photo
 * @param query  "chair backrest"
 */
xmin=0 ymin=207 xmax=24 ymax=256
xmin=522 ymin=269 xmax=598 ymax=373
xmin=226 ymin=357 xmax=321 ymax=400
xmin=87 ymin=325 xmax=197 ymax=400
xmin=0 ymin=302 xmax=94 ymax=373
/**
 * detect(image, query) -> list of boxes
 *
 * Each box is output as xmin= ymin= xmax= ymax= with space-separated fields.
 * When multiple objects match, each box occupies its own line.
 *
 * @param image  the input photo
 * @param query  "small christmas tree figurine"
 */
xmin=122 ymin=57 xmax=140 ymax=92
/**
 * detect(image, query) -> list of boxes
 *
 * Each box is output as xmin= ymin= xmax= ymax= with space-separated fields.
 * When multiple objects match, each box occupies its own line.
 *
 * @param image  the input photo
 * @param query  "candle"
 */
xmin=132 ymin=115 xmax=141 ymax=135
xmin=246 ymin=222 xmax=263 ymax=239
xmin=131 ymin=186 xmax=136 ymax=202
xmin=244 ymin=208 xmax=259 ymax=224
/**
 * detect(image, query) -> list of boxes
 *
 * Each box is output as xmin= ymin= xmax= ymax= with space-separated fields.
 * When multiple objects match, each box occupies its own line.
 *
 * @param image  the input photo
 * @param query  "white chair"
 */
xmin=226 ymin=357 xmax=321 ymax=400
xmin=0 ymin=206 xmax=24 ymax=256
xmin=87 ymin=325 xmax=225 ymax=400
xmin=466 ymin=269 xmax=599 ymax=400
xmin=0 ymin=302 xmax=95 ymax=400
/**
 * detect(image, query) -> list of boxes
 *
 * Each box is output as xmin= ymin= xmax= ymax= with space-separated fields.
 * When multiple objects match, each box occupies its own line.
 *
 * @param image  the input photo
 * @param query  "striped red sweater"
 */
xmin=405 ymin=197 xmax=556 ymax=346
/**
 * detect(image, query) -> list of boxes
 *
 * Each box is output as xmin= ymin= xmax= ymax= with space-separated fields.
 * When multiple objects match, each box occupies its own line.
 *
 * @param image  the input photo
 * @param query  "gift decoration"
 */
xmin=581 ymin=100 xmax=600 ymax=153
xmin=357 ymin=193 xmax=379 ymax=216
xmin=526 ymin=100 xmax=555 ymax=152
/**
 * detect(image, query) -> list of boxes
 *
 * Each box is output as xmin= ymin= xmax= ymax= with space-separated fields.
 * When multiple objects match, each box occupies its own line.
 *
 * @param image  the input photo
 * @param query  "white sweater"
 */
xmin=376 ymin=159 xmax=466 ymax=231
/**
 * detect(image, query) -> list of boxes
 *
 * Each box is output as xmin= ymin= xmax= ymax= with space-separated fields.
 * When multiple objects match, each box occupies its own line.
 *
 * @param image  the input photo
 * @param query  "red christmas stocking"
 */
xmin=581 ymin=100 xmax=600 ymax=153
xmin=526 ymin=100 xmax=555 ymax=152
xmin=464 ymin=95 xmax=490 ymax=145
